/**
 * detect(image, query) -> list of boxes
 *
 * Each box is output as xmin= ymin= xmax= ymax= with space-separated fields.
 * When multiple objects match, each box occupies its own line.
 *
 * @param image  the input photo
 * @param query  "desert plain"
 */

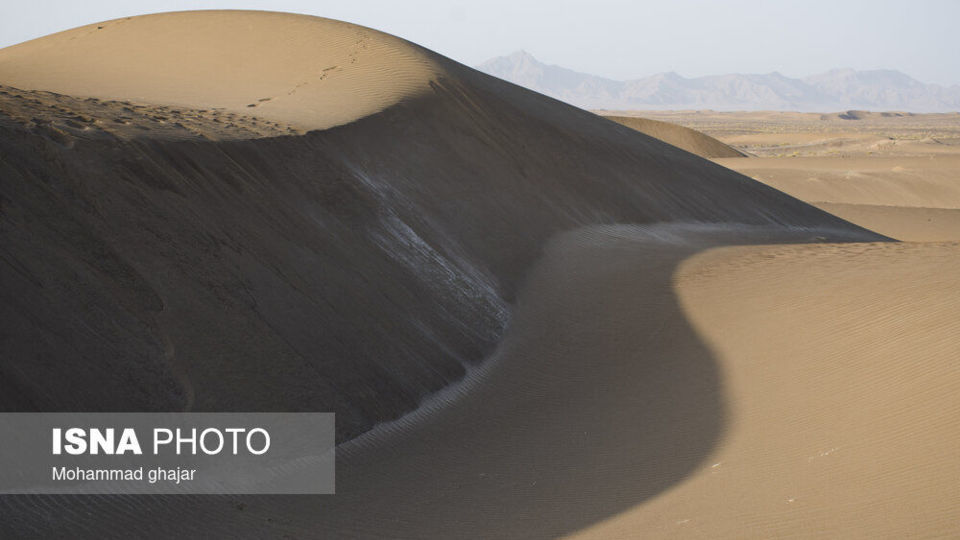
xmin=606 ymin=109 xmax=960 ymax=241
xmin=0 ymin=10 xmax=958 ymax=539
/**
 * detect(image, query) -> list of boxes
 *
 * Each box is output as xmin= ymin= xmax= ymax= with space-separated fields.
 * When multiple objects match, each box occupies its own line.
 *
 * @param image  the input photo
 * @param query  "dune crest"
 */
xmin=603 ymin=115 xmax=746 ymax=158
xmin=574 ymin=239 xmax=960 ymax=538
xmin=0 ymin=10 xmax=442 ymax=130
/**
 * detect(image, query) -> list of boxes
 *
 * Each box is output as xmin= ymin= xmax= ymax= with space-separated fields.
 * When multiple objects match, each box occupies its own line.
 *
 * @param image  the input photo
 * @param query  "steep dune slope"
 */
xmin=0 ymin=11 xmax=881 ymax=445
xmin=8 ymin=227 xmax=957 ymax=539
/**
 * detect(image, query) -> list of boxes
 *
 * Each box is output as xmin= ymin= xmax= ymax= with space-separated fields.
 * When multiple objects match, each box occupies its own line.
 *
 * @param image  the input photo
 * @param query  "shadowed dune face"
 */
xmin=0 ymin=226 xmax=770 ymax=538
xmin=0 ymin=99 xmax=509 ymax=440
xmin=3 ymin=225 xmax=727 ymax=538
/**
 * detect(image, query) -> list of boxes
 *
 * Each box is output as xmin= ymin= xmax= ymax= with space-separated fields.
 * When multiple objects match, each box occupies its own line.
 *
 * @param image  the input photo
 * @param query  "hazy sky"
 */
xmin=2 ymin=0 xmax=958 ymax=85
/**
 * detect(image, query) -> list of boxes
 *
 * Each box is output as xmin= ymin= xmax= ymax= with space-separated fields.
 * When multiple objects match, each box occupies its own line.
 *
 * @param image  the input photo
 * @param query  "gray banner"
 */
xmin=0 ymin=413 xmax=334 ymax=494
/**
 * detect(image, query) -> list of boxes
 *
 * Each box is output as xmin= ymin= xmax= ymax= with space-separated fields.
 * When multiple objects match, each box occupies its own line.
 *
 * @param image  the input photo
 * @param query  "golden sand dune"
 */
xmin=2 ymin=10 xmax=957 ymax=539
xmin=577 ymin=235 xmax=960 ymax=538
xmin=0 ymin=10 xmax=441 ymax=130
xmin=603 ymin=115 xmax=746 ymax=158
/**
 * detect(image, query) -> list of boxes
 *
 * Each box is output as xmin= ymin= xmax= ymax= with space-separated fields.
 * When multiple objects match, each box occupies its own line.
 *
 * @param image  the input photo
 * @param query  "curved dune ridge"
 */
xmin=6 ymin=227 xmax=959 ymax=539
xmin=3 ymin=9 xmax=958 ymax=539
xmin=603 ymin=115 xmax=747 ymax=158
xmin=0 ymin=10 xmax=876 ymax=439
xmin=0 ymin=10 xmax=442 ymax=130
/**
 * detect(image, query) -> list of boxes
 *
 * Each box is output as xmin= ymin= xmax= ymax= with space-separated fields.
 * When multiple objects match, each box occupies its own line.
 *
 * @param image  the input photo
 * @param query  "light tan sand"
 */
xmin=715 ymin=155 xmax=960 ymax=241
xmin=715 ymin=156 xmax=960 ymax=209
xmin=604 ymin=110 xmax=960 ymax=159
xmin=573 ymin=237 xmax=960 ymax=538
xmin=814 ymin=203 xmax=960 ymax=242
xmin=0 ymin=10 xmax=441 ymax=130
xmin=602 ymin=115 xmax=746 ymax=158
xmin=606 ymin=110 xmax=960 ymax=240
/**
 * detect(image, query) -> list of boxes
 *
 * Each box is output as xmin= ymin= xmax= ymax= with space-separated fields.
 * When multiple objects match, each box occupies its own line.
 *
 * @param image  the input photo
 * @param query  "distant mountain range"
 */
xmin=477 ymin=51 xmax=960 ymax=112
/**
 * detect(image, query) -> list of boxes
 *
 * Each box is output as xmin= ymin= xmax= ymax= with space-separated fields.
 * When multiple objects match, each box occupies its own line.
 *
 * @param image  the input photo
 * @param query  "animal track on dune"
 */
xmin=0 ymin=84 xmax=298 ymax=141
xmin=287 ymin=81 xmax=309 ymax=96
xmin=284 ymin=66 xmax=342 ymax=98
xmin=246 ymin=97 xmax=275 ymax=108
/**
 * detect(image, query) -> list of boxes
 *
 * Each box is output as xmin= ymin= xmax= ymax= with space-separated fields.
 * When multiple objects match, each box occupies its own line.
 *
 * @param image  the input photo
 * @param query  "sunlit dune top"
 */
xmin=603 ymin=115 xmax=746 ymax=158
xmin=0 ymin=10 xmax=444 ymax=130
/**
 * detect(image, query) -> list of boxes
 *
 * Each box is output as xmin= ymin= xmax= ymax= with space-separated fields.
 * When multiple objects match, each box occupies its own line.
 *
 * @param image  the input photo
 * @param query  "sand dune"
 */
xmin=603 ymin=115 xmax=746 ymax=158
xmin=0 ymin=10 xmax=441 ymax=130
xmin=2 ymin=9 xmax=958 ymax=539
xmin=7 ymin=227 xmax=957 ymax=539
xmin=0 ymin=11 xmax=873 ymax=443
xmin=573 ymin=234 xmax=960 ymax=538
